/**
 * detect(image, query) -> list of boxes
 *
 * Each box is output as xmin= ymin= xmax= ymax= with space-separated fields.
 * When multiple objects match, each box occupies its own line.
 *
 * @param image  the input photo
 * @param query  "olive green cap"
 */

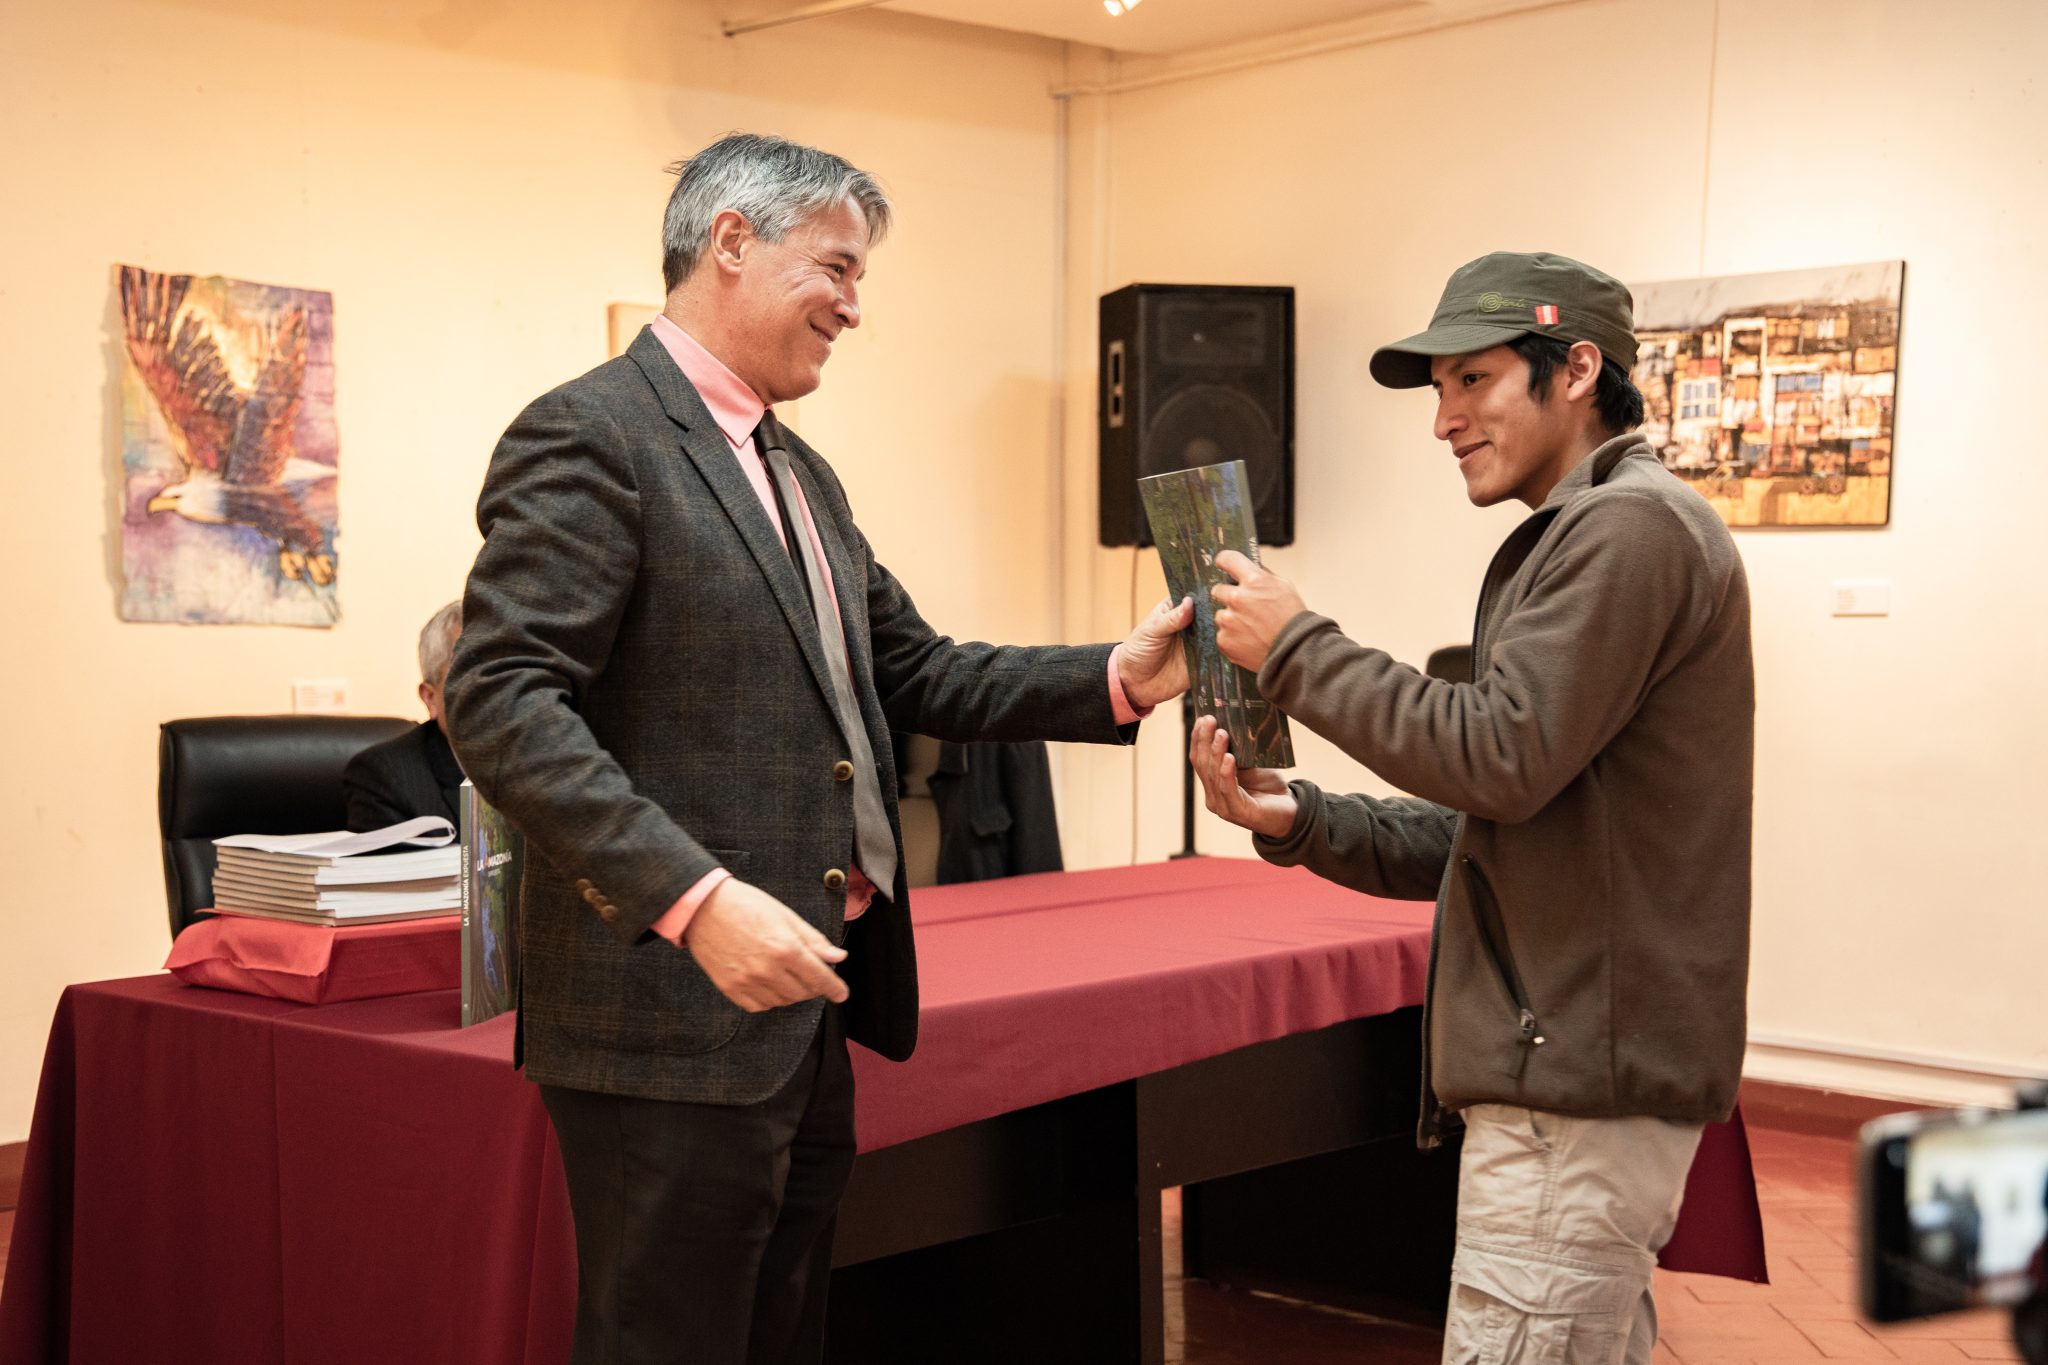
xmin=1370 ymin=251 xmax=1639 ymax=389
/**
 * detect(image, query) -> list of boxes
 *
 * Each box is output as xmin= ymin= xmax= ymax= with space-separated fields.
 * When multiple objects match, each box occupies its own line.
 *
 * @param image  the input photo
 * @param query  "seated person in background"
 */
xmin=343 ymin=600 xmax=466 ymax=830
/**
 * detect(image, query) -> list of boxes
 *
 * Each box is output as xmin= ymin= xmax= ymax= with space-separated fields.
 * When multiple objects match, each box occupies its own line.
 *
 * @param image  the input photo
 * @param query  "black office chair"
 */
xmin=158 ymin=714 xmax=413 ymax=939
xmin=1424 ymin=643 xmax=1474 ymax=685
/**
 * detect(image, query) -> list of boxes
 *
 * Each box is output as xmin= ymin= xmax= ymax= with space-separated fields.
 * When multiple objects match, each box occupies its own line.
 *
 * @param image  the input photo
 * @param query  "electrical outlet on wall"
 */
xmin=293 ymin=678 xmax=351 ymax=713
xmin=1830 ymin=579 xmax=1892 ymax=617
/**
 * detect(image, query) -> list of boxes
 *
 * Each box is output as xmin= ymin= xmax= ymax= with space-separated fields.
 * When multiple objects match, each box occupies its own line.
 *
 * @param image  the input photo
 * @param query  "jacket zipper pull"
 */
xmin=1518 ymin=1009 xmax=1546 ymax=1048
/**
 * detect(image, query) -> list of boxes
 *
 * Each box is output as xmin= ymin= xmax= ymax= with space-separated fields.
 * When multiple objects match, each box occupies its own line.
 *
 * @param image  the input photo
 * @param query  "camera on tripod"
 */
xmin=1859 ymin=1081 xmax=2048 ymax=1365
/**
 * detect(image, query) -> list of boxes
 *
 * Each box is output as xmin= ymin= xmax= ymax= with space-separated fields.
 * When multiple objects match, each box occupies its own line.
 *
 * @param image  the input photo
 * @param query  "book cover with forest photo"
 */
xmin=1139 ymin=460 xmax=1295 ymax=770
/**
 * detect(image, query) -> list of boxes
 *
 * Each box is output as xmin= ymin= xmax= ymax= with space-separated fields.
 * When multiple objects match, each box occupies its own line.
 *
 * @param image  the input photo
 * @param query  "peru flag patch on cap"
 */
xmin=1534 ymin=304 xmax=1560 ymax=325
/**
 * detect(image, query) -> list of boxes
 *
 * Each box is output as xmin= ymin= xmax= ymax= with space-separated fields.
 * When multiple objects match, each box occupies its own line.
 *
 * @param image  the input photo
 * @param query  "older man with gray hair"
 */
xmin=444 ymin=133 xmax=1191 ymax=1364
xmin=342 ymin=598 xmax=465 ymax=830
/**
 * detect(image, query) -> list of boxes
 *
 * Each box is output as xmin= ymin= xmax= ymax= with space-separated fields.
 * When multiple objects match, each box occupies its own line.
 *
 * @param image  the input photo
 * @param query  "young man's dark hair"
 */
xmin=1509 ymin=331 xmax=1645 ymax=434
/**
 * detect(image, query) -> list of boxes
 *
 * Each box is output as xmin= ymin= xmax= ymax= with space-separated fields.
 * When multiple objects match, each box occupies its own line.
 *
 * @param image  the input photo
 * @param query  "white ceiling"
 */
xmin=878 ymin=0 xmax=1421 ymax=55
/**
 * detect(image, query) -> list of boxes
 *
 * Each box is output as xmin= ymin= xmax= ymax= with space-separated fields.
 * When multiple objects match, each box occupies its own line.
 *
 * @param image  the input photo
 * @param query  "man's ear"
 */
xmin=707 ymin=209 xmax=751 ymax=274
xmin=1562 ymin=340 xmax=1603 ymax=404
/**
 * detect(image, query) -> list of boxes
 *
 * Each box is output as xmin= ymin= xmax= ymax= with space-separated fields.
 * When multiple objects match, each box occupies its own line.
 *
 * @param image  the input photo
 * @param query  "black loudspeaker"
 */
xmin=1098 ymin=283 xmax=1294 ymax=548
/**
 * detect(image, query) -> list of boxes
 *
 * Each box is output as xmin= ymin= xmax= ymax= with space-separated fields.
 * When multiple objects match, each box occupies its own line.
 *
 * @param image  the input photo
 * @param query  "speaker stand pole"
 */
xmin=1171 ymin=694 xmax=1200 ymax=860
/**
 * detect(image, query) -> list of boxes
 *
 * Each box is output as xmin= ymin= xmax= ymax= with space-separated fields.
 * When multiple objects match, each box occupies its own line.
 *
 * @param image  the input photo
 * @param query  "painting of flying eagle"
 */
xmin=117 ymin=264 xmax=340 ymax=625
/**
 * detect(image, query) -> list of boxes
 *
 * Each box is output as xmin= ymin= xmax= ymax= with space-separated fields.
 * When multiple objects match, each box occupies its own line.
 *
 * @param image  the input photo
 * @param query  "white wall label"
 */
xmin=293 ymin=678 xmax=351 ymax=713
xmin=1830 ymin=579 xmax=1892 ymax=617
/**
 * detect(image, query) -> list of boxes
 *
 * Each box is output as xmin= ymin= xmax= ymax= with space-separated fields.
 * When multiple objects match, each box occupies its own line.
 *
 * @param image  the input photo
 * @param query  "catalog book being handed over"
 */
xmin=1138 ymin=459 xmax=1296 ymax=770
xmin=459 ymin=780 xmax=523 ymax=1028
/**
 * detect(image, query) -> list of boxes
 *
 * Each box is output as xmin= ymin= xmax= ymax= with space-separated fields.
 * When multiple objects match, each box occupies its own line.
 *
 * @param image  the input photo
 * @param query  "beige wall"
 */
xmin=1057 ymin=0 xmax=2048 ymax=1103
xmin=0 ymin=0 xmax=1066 ymax=1142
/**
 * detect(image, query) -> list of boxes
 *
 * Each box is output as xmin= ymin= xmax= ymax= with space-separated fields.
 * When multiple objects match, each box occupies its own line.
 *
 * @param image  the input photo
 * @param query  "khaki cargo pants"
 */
xmin=1442 ymin=1104 xmax=1704 ymax=1365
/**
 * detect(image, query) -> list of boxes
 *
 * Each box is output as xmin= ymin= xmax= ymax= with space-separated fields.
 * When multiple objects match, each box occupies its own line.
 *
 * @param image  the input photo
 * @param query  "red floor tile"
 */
xmin=1867 ymin=1342 xmax=1973 ymax=1361
xmin=1790 ymin=1317 xmax=1898 ymax=1358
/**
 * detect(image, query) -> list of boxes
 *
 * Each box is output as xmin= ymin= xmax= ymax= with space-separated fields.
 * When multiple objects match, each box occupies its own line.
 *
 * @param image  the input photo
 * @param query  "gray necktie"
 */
xmin=756 ymin=416 xmax=898 ymax=900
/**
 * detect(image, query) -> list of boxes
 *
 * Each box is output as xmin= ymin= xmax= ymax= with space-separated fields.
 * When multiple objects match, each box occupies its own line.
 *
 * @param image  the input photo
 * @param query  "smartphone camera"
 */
xmin=1859 ymin=1087 xmax=2048 ymax=1364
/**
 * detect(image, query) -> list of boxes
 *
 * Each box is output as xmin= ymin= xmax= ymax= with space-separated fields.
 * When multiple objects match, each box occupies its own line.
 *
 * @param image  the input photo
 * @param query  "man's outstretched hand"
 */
xmin=1189 ymin=715 xmax=1299 ymax=839
xmin=682 ymin=879 xmax=849 ymax=1012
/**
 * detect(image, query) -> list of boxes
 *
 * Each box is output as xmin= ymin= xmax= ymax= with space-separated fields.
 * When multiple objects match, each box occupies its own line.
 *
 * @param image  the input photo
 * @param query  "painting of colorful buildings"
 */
xmin=1630 ymin=260 xmax=1902 ymax=527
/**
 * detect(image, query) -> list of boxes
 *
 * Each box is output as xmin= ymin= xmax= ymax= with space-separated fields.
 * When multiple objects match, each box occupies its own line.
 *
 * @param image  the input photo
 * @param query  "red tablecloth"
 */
xmin=851 ymin=858 xmax=1435 ymax=1150
xmin=0 ymin=859 xmax=1765 ymax=1364
xmin=0 ymin=980 xmax=574 ymax=1365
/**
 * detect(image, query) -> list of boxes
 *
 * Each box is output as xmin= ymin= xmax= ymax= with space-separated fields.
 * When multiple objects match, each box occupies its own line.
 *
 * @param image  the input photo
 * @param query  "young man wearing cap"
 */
xmin=1190 ymin=252 xmax=1754 ymax=1364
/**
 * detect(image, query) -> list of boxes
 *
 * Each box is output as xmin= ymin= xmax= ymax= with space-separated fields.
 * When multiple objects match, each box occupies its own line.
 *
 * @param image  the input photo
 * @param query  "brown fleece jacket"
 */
xmin=1253 ymin=435 xmax=1753 ymax=1142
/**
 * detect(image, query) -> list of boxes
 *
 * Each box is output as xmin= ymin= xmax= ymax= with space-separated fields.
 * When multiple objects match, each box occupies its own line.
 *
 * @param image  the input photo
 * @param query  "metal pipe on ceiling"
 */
xmin=1049 ymin=0 xmax=1586 ymax=98
xmin=721 ymin=0 xmax=893 ymax=38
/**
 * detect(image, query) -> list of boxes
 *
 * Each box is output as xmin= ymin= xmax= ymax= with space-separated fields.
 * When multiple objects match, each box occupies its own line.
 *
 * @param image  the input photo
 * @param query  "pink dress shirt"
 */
xmin=644 ymin=314 xmax=1148 ymax=944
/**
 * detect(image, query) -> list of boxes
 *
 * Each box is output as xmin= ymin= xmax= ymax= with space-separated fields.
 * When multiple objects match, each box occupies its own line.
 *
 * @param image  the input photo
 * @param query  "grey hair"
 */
xmin=661 ymin=132 xmax=891 ymax=292
xmin=417 ymin=600 xmax=463 ymax=685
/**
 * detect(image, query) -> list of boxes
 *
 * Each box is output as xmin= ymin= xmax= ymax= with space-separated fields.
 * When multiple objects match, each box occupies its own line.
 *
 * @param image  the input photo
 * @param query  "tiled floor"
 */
xmin=1651 ymin=1127 xmax=2021 ymax=1365
xmin=0 ymin=1127 xmax=2027 ymax=1362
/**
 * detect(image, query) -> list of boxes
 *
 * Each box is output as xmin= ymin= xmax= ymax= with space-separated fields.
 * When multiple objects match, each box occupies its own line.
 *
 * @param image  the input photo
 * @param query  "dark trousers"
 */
xmin=539 ymin=1008 xmax=856 ymax=1365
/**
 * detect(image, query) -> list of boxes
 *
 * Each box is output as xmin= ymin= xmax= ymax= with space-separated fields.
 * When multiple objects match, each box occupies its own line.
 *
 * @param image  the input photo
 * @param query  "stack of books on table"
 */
xmin=212 ymin=815 xmax=462 ymax=926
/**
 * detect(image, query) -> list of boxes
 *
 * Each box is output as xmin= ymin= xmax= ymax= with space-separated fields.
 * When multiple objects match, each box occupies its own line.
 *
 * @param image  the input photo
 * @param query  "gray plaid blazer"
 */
xmin=445 ymin=326 xmax=1134 ymax=1105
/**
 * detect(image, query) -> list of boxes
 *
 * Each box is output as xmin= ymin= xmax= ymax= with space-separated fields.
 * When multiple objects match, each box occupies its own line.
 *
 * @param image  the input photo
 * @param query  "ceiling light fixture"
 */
xmin=1103 ymin=0 xmax=1143 ymax=15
